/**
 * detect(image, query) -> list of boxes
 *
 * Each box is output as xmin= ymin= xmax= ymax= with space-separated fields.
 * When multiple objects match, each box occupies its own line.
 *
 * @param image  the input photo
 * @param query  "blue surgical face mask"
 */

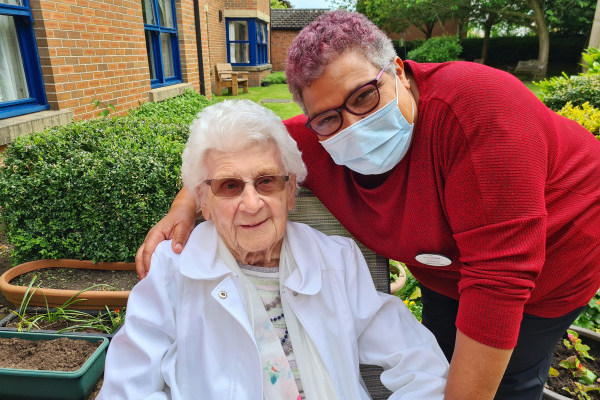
xmin=320 ymin=75 xmax=415 ymax=175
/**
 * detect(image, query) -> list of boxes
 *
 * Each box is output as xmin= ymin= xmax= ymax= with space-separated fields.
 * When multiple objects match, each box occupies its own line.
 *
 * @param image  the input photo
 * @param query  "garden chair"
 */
xmin=214 ymin=63 xmax=248 ymax=96
xmin=288 ymin=187 xmax=392 ymax=399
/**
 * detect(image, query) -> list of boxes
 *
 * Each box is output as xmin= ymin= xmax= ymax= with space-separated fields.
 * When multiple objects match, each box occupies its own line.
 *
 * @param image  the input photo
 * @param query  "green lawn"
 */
xmin=212 ymin=79 xmax=543 ymax=119
xmin=212 ymin=83 xmax=303 ymax=120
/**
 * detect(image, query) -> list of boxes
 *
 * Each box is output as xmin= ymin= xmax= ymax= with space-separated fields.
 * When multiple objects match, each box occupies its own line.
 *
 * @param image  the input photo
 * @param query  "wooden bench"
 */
xmin=512 ymin=59 xmax=545 ymax=80
xmin=214 ymin=63 xmax=248 ymax=96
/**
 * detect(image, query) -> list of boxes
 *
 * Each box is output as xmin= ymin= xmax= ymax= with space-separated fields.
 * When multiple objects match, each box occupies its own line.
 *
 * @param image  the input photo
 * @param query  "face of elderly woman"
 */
xmin=200 ymin=141 xmax=296 ymax=267
xmin=302 ymin=52 xmax=417 ymax=141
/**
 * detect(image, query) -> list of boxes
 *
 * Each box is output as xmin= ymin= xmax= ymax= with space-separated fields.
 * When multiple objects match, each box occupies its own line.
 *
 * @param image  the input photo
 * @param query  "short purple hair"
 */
xmin=285 ymin=10 xmax=397 ymax=112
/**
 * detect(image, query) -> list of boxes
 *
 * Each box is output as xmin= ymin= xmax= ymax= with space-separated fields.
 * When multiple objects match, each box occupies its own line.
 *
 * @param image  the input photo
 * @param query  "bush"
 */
xmin=581 ymin=47 xmax=600 ymax=74
xmin=0 ymin=91 xmax=213 ymax=264
xmin=459 ymin=35 xmax=587 ymax=67
xmin=261 ymin=71 xmax=287 ymax=85
xmin=128 ymin=90 xmax=213 ymax=125
xmin=536 ymin=73 xmax=600 ymax=111
xmin=558 ymin=102 xmax=600 ymax=137
xmin=392 ymin=39 xmax=425 ymax=59
xmin=407 ymin=36 xmax=462 ymax=63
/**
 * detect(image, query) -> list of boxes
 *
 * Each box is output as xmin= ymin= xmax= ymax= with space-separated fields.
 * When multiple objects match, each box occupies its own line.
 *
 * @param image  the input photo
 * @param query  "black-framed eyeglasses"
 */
xmin=204 ymin=175 xmax=289 ymax=198
xmin=305 ymin=68 xmax=385 ymax=138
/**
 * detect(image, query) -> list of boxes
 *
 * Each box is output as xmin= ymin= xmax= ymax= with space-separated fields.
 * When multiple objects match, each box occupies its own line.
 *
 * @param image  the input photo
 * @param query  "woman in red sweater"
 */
xmin=136 ymin=10 xmax=600 ymax=400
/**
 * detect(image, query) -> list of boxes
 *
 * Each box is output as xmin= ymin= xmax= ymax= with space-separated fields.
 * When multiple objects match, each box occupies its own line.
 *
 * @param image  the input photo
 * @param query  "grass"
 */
xmin=524 ymin=81 xmax=542 ymax=98
xmin=212 ymin=77 xmax=544 ymax=120
xmin=212 ymin=83 xmax=303 ymax=120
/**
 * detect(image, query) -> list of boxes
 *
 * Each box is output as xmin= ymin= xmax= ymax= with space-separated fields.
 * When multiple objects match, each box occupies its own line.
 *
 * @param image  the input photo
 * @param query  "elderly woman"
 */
xmin=137 ymin=10 xmax=600 ymax=400
xmin=98 ymin=100 xmax=448 ymax=399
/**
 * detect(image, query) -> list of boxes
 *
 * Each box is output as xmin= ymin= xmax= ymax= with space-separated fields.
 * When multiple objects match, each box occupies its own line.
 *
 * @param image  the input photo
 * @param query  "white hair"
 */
xmin=181 ymin=99 xmax=307 ymax=198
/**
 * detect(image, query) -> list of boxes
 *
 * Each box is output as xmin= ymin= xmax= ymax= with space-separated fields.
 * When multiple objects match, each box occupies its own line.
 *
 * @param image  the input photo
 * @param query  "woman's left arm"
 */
xmin=346 ymin=241 xmax=449 ymax=399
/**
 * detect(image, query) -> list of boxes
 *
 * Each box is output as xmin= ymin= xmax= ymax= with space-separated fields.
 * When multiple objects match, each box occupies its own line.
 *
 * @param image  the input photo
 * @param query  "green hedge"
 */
xmin=261 ymin=71 xmax=287 ymax=85
xmin=459 ymin=35 xmax=587 ymax=67
xmin=0 ymin=91 xmax=212 ymax=264
xmin=407 ymin=36 xmax=462 ymax=63
xmin=536 ymin=73 xmax=600 ymax=111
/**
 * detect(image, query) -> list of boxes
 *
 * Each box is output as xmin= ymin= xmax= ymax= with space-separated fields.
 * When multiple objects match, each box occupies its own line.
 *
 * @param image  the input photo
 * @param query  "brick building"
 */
xmin=271 ymin=8 xmax=458 ymax=71
xmin=1 ymin=0 xmax=272 ymax=147
xmin=270 ymin=8 xmax=328 ymax=71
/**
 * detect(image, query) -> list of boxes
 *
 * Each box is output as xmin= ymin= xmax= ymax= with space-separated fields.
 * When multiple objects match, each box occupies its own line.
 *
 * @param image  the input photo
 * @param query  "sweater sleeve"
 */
xmin=345 ymin=240 xmax=449 ymax=398
xmin=423 ymin=66 xmax=551 ymax=348
xmin=97 ymin=242 xmax=178 ymax=399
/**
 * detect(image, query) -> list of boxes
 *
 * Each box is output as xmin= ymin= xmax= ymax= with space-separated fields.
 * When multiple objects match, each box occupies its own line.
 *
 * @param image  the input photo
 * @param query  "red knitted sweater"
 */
xmin=284 ymin=60 xmax=600 ymax=349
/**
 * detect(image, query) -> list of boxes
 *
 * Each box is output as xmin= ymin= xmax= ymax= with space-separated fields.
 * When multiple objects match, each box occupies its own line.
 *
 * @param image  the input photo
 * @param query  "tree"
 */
xmin=354 ymin=0 xmax=467 ymax=38
xmin=271 ymin=0 xmax=292 ymax=9
xmin=589 ymin=0 xmax=600 ymax=49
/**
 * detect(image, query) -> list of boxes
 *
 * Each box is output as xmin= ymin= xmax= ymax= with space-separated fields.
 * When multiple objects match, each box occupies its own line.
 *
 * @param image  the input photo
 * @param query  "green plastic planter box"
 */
xmin=0 ymin=331 xmax=108 ymax=400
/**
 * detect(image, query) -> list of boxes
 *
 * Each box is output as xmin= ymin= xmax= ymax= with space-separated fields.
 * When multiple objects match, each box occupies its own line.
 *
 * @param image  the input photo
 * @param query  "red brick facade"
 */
xmin=271 ymin=30 xmax=297 ymax=71
xmin=30 ymin=0 xmax=151 ymax=120
xmin=3 ymin=0 xmax=271 ymax=127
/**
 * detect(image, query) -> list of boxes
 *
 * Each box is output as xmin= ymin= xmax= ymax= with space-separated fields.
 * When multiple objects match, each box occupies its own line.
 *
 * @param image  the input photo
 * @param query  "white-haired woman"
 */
xmin=97 ymin=100 xmax=448 ymax=400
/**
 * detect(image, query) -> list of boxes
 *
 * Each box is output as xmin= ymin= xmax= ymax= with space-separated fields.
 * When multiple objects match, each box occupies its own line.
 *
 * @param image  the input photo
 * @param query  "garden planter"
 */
xmin=0 ymin=259 xmax=136 ymax=310
xmin=0 ymin=330 xmax=108 ymax=400
xmin=543 ymin=325 xmax=600 ymax=400
xmin=0 ymin=307 xmax=122 ymax=340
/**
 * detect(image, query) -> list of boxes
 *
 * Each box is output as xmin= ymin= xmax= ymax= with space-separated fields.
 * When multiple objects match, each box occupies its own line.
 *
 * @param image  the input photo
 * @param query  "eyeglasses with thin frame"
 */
xmin=305 ymin=68 xmax=385 ymax=138
xmin=204 ymin=175 xmax=290 ymax=198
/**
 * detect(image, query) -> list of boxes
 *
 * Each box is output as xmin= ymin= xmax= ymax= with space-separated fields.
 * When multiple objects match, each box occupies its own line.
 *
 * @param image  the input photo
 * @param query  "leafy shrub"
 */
xmin=581 ymin=47 xmax=600 ymax=74
xmin=558 ymin=102 xmax=600 ymax=136
xmin=407 ymin=36 xmax=462 ymax=63
xmin=0 ymin=92 xmax=216 ymax=264
xmin=128 ymin=90 xmax=213 ymax=125
xmin=392 ymin=39 xmax=425 ymax=58
xmin=392 ymin=261 xmax=422 ymax=321
xmin=573 ymin=290 xmax=600 ymax=333
xmin=261 ymin=71 xmax=287 ymax=85
xmin=536 ymin=73 xmax=600 ymax=111
xmin=459 ymin=35 xmax=587 ymax=67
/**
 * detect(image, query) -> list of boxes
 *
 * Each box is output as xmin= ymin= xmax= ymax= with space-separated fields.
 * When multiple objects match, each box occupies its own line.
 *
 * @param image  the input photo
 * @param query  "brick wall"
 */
xmin=5 ymin=0 xmax=273 ymax=128
xmin=177 ymin=0 xmax=202 ymax=95
xmin=31 ymin=0 xmax=151 ymax=121
xmin=204 ymin=0 xmax=227 ymax=93
xmin=271 ymin=29 xmax=297 ymax=71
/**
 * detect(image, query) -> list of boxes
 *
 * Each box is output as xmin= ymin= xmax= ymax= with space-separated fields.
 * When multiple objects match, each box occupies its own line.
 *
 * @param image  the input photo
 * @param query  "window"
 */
xmin=0 ymin=0 xmax=48 ymax=119
xmin=142 ymin=0 xmax=181 ymax=88
xmin=226 ymin=18 xmax=269 ymax=66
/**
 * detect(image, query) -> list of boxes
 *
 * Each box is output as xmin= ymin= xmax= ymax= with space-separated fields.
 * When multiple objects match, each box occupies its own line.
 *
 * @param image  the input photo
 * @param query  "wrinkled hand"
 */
xmin=135 ymin=189 xmax=197 ymax=279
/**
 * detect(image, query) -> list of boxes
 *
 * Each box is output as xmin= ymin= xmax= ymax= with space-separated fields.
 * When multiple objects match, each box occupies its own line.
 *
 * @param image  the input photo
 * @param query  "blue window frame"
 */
xmin=142 ymin=0 xmax=182 ymax=88
xmin=0 ymin=0 xmax=48 ymax=120
xmin=226 ymin=18 xmax=269 ymax=66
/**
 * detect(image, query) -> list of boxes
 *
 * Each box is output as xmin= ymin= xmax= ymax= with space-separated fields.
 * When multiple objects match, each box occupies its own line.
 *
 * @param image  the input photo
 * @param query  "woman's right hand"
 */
xmin=135 ymin=188 xmax=198 ymax=279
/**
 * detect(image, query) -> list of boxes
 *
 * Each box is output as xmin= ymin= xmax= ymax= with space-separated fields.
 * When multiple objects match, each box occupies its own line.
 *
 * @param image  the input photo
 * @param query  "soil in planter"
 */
xmin=546 ymin=332 xmax=600 ymax=399
xmin=0 ymin=337 xmax=101 ymax=371
xmin=11 ymin=267 xmax=139 ymax=292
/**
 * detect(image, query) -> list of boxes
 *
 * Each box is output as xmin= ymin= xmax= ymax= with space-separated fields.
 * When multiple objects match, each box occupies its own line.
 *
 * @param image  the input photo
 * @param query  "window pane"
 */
xmin=161 ymin=33 xmax=174 ymax=77
xmin=228 ymin=21 xmax=248 ymax=41
xmin=0 ymin=15 xmax=29 ymax=102
xmin=141 ymin=0 xmax=156 ymax=25
xmin=157 ymin=0 xmax=174 ymax=28
xmin=0 ymin=0 xmax=23 ymax=5
xmin=229 ymin=43 xmax=249 ymax=64
xmin=145 ymin=30 xmax=156 ymax=80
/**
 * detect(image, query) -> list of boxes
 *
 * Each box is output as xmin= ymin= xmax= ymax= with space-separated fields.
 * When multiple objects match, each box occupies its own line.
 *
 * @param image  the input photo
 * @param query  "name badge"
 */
xmin=415 ymin=253 xmax=452 ymax=267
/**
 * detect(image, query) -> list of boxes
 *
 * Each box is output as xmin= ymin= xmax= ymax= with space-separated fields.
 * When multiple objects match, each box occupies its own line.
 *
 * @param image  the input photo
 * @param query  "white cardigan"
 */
xmin=98 ymin=221 xmax=448 ymax=400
